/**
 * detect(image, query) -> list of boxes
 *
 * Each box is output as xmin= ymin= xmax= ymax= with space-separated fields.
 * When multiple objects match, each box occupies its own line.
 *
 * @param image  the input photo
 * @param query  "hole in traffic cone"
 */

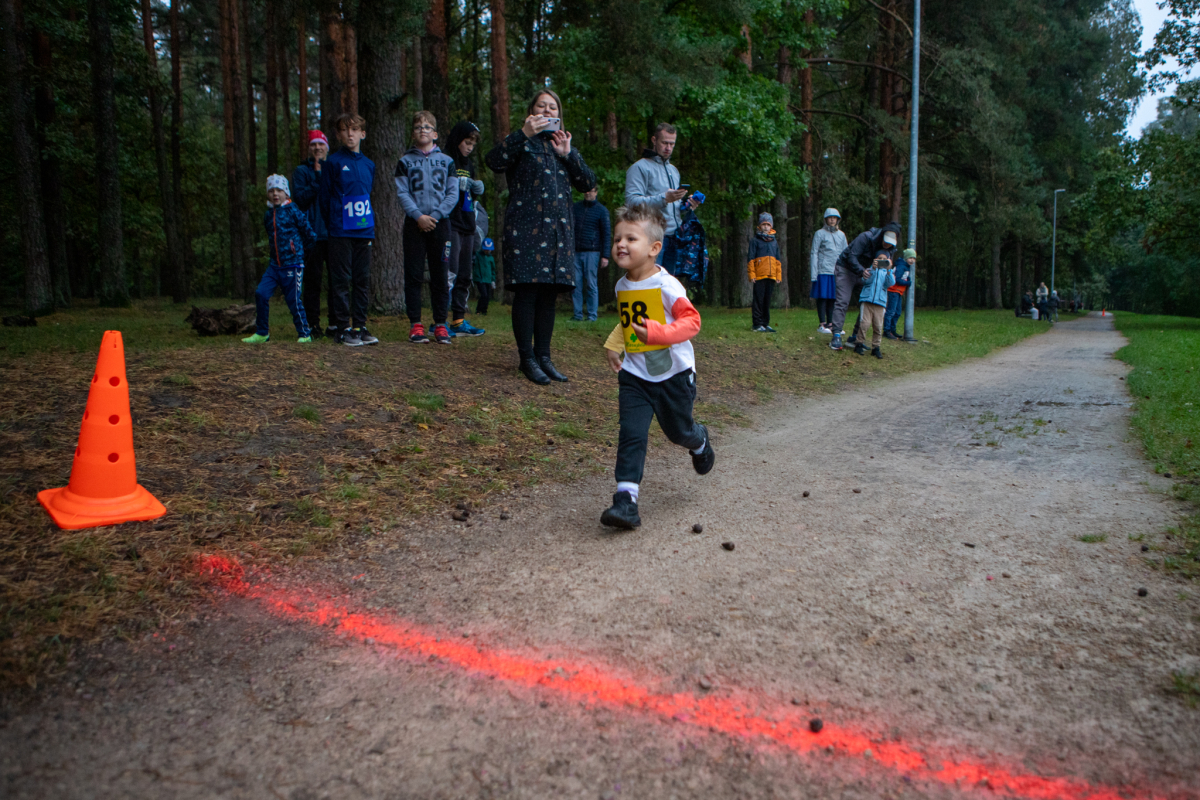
xmin=37 ymin=331 xmax=166 ymax=530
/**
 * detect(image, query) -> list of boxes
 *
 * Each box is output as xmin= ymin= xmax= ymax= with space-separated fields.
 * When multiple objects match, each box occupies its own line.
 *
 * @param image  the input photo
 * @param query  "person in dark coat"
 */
xmin=829 ymin=221 xmax=901 ymax=351
xmin=485 ymin=88 xmax=596 ymax=385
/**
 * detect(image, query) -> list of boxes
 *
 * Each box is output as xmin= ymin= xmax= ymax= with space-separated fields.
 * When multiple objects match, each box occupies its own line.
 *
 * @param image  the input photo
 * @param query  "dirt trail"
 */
xmin=4 ymin=313 xmax=1199 ymax=800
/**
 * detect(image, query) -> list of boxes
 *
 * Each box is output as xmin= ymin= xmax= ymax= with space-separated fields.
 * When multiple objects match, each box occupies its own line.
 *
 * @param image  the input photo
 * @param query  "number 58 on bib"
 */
xmin=617 ymin=288 xmax=668 ymax=353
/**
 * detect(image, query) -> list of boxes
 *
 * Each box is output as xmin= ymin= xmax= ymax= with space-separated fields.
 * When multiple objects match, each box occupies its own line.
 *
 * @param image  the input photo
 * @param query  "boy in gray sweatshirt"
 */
xmin=395 ymin=110 xmax=459 ymax=344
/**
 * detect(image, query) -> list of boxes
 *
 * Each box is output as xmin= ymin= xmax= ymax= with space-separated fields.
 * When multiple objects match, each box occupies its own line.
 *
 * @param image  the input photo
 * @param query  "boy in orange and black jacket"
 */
xmin=747 ymin=212 xmax=782 ymax=332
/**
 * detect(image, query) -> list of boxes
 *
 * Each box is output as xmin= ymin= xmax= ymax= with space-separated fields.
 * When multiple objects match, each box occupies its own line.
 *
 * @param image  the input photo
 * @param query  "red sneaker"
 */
xmin=409 ymin=323 xmax=429 ymax=344
xmin=433 ymin=324 xmax=452 ymax=344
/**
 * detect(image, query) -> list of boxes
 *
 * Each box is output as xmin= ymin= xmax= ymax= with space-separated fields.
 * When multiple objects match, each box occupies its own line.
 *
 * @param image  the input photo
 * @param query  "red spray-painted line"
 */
xmin=200 ymin=555 xmax=1156 ymax=800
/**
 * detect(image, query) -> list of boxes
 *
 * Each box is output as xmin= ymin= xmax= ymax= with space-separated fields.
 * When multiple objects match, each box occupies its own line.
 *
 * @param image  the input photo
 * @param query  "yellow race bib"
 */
xmin=618 ymin=287 xmax=668 ymax=353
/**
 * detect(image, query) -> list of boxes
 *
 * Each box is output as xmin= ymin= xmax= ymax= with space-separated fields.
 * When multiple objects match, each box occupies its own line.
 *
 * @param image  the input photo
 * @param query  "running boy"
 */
xmin=600 ymin=204 xmax=715 ymax=529
xmin=319 ymin=113 xmax=378 ymax=347
xmin=474 ymin=237 xmax=496 ymax=315
xmin=747 ymin=211 xmax=782 ymax=332
xmin=395 ymin=110 xmax=458 ymax=344
xmin=854 ymin=250 xmax=896 ymax=358
xmin=243 ymin=175 xmax=316 ymax=344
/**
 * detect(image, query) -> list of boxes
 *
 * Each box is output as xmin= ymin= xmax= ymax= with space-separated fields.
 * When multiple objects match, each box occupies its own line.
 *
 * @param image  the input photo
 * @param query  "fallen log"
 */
xmin=185 ymin=304 xmax=256 ymax=337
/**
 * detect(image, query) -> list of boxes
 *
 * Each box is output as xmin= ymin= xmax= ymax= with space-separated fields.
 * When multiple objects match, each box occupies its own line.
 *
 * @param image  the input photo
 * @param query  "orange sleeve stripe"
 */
xmin=644 ymin=296 xmax=701 ymax=346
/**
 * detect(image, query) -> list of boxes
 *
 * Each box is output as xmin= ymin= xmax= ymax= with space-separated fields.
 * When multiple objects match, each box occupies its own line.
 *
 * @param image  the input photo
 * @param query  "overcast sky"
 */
xmin=1127 ymin=0 xmax=1174 ymax=136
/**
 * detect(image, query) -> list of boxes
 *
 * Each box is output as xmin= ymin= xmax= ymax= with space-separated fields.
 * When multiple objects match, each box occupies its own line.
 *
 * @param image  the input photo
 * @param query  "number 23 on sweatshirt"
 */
xmin=604 ymin=268 xmax=702 ymax=380
xmin=318 ymin=148 xmax=377 ymax=238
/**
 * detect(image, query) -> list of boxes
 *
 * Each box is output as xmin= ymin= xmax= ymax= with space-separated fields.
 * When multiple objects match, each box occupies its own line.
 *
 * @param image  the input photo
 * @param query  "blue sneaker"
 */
xmin=450 ymin=319 xmax=485 ymax=337
xmin=829 ymin=334 xmax=844 ymax=351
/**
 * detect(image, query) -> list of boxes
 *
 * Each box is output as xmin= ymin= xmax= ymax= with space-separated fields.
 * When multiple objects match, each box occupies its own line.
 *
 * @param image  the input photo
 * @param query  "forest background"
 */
xmin=1 ymin=0 xmax=1197 ymax=318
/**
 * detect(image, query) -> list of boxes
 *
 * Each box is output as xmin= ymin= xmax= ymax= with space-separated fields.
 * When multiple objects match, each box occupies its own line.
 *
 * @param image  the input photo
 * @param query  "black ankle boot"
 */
xmin=872 ymin=346 xmax=883 ymax=359
xmin=600 ymin=491 xmax=641 ymax=529
xmin=538 ymin=357 xmax=568 ymax=382
xmin=519 ymin=357 xmax=551 ymax=385
xmin=853 ymin=342 xmax=868 ymax=355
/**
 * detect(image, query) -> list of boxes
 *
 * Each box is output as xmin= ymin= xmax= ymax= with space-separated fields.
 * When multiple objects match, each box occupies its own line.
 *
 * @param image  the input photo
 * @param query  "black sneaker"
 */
xmin=358 ymin=327 xmax=379 ymax=345
xmin=872 ymin=346 xmax=883 ymax=359
xmin=691 ymin=425 xmax=715 ymax=475
xmin=325 ymin=325 xmax=341 ymax=339
xmin=600 ymin=491 xmax=641 ymax=529
xmin=340 ymin=328 xmax=364 ymax=347
xmin=853 ymin=342 xmax=867 ymax=355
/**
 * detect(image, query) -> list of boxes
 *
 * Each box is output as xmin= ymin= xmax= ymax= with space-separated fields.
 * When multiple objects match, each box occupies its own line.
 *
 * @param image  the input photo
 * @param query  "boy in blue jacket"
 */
xmin=319 ymin=113 xmax=378 ymax=347
xmin=854 ymin=250 xmax=896 ymax=358
xmin=243 ymin=175 xmax=316 ymax=344
xmin=395 ymin=110 xmax=459 ymax=345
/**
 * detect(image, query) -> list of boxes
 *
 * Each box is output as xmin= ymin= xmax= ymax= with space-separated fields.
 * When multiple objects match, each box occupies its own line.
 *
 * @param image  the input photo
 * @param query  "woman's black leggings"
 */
xmin=816 ymin=298 xmax=835 ymax=324
xmin=511 ymin=284 xmax=560 ymax=360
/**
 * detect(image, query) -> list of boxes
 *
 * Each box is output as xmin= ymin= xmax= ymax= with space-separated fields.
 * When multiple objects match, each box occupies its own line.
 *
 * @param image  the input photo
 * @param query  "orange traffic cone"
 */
xmin=38 ymin=331 xmax=166 ymax=529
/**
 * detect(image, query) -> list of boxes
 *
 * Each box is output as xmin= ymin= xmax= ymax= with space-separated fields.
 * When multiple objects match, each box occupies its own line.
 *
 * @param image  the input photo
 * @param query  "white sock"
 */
xmin=690 ymin=435 xmax=707 ymax=455
xmin=616 ymin=482 xmax=639 ymax=502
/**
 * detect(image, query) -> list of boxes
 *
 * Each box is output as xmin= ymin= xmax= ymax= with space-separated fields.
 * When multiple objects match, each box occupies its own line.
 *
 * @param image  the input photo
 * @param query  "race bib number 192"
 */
xmin=342 ymin=194 xmax=374 ymax=229
xmin=617 ymin=288 xmax=668 ymax=353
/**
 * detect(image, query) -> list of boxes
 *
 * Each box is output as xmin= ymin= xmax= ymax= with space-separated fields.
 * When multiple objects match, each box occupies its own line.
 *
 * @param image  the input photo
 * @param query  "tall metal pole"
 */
xmin=1051 ymin=188 xmax=1065 ymax=296
xmin=903 ymin=0 xmax=921 ymax=342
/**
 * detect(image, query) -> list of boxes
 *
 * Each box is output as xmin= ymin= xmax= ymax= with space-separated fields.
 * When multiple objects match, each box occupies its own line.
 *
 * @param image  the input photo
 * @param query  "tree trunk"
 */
xmin=170 ymin=0 xmax=192 ymax=300
xmin=140 ymin=0 xmax=185 ymax=302
xmin=736 ymin=212 xmax=752 ymax=307
xmin=423 ymin=0 xmax=448 ymax=126
xmin=32 ymin=27 xmax=70 ymax=308
xmin=220 ymin=0 xmax=253 ymax=298
xmin=341 ymin=19 xmax=356 ymax=113
xmin=278 ymin=7 xmax=290 ymax=153
xmin=798 ymin=12 xmax=814 ymax=306
xmin=357 ymin=0 xmax=405 ymax=314
xmin=489 ymin=0 xmax=509 ymax=298
xmin=242 ymin=0 xmax=256 ymax=185
xmin=990 ymin=230 xmax=1002 ymax=309
xmin=319 ymin=0 xmax=344 ymax=132
xmin=411 ymin=37 xmax=423 ymax=109
xmin=3 ymin=0 xmax=52 ymax=314
xmin=265 ymin=0 xmax=278 ymax=173
xmin=297 ymin=13 xmax=307 ymax=158
xmin=88 ymin=0 xmax=128 ymax=306
xmin=1014 ymin=238 xmax=1023 ymax=308
xmin=773 ymin=194 xmax=788 ymax=309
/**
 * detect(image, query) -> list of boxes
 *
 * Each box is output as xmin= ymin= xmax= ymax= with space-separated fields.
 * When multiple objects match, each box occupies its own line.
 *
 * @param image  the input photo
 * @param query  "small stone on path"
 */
xmin=1142 ymin=544 xmax=1149 ymax=552
xmin=963 ymin=542 xmax=976 ymax=548
xmin=1138 ymin=587 xmax=1148 ymax=597
xmin=809 ymin=718 xmax=824 ymax=733
xmin=721 ymin=542 xmax=735 ymax=551
xmin=698 ymin=677 xmax=713 ymax=690
xmin=802 ymin=490 xmax=810 ymax=497
xmin=692 ymin=523 xmax=704 ymax=533
xmin=852 ymin=488 xmax=862 ymax=494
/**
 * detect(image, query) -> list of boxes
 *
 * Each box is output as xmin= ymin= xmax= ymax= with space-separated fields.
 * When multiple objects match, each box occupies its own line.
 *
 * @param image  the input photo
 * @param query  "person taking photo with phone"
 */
xmin=624 ymin=123 xmax=700 ymax=280
xmin=485 ymin=88 xmax=597 ymax=385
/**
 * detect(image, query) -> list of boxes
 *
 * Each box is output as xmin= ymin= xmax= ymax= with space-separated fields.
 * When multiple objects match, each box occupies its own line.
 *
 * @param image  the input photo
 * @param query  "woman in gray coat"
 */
xmin=485 ymin=89 xmax=597 ymax=385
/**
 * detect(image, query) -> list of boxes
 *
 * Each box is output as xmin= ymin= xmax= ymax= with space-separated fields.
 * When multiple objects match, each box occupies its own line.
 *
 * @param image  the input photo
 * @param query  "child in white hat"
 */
xmin=243 ymin=175 xmax=317 ymax=343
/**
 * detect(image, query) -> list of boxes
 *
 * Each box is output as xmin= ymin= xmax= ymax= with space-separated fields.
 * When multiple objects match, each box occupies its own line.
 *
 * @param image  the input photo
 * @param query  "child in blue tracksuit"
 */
xmin=853 ymin=250 xmax=896 ymax=358
xmin=243 ymin=174 xmax=316 ymax=344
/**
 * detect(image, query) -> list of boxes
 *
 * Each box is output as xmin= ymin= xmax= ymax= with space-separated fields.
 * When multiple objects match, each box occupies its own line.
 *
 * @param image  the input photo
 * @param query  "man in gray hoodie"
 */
xmin=624 ymin=123 xmax=699 ymax=279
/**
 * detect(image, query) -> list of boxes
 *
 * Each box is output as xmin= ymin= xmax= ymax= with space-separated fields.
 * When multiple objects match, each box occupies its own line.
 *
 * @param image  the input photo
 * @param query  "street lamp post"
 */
xmin=1051 ymin=188 xmax=1065 ymax=296
xmin=903 ymin=0 xmax=921 ymax=342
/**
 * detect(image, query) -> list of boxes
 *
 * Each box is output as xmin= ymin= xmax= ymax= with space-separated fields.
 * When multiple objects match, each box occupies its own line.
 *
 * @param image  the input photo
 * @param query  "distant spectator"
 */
xmin=624 ymin=122 xmax=700 ymax=280
xmin=810 ymin=208 xmax=846 ymax=334
xmin=292 ymin=130 xmax=333 ymax=337
xmin=748 ymin=212 xmax=782 ymax=332
xmin=571 ymin=185 xmax=611 ymax=322
xmin=884 ymin=248 xmax=914 ymax=339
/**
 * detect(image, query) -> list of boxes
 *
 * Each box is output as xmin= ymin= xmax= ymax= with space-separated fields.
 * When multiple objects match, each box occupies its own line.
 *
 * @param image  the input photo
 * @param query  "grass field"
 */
xmin=0 ymin=298 xmax=1045 ymax=688
xmin=1115 ymin=313 xmax=1200 ymax=577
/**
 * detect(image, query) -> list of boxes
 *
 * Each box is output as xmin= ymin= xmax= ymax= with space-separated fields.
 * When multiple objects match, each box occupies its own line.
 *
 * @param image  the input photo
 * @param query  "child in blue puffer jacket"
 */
xmin=853 ymin=250 xmax=895 ymax=358
xmin=244 ymin=174 xmax=317 ymax=343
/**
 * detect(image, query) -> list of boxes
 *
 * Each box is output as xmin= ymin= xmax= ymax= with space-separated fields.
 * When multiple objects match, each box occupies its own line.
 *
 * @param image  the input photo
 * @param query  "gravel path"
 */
xmin=4 ymin=312 xmax=1199 ymax=800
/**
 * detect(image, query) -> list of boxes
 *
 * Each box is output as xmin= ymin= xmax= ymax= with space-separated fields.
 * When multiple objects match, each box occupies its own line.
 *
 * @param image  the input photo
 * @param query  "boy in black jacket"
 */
xmin=445 ymin=120 xmax=487 ymax=337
